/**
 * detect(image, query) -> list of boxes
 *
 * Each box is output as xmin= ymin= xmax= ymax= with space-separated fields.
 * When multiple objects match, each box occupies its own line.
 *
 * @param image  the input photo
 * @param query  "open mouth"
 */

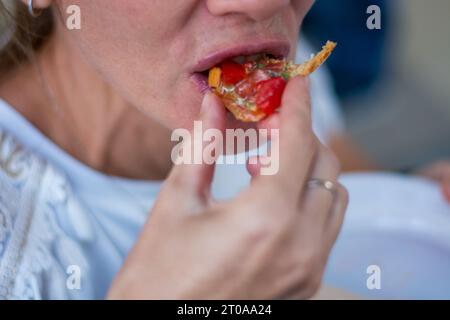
xmin=191 ymin=41 xmax=291 ymax=94
xmin=191 ymin=44 xmax=291 ymax=122
xmin=191 ymin=41 xmax=337 ymax=122
xmin=193 ymin=53 xmax=284 ymax=93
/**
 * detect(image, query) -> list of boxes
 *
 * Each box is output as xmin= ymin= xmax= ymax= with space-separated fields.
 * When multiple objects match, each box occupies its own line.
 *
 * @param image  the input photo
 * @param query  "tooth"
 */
xmin=247 ymin=54 xmax=261 ymax=62
xmin=232 ymin=56 xmax=245 ymax=64
xmin=229 ymin=54 xmax=269 ymax=65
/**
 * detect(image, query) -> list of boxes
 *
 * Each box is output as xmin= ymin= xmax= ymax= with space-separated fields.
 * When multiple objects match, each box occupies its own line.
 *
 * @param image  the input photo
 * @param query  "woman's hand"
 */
xmin=415 ymin=160 xmax=450 ymax=203
xmin=107 ymin=77 xmax=348 ymax=299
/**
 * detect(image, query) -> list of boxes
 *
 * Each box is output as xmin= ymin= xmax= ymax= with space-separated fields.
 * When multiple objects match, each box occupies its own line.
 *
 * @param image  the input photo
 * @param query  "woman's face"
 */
xmin=58 ymin=0 xmax=314 ymax=129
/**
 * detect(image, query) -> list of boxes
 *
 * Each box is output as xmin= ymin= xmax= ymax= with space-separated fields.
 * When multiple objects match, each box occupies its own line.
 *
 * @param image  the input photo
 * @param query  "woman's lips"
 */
xmin=190 ymin=39 xmax=291 ymax=93
xmin=192 ymin=40 xmax=291 ymax=73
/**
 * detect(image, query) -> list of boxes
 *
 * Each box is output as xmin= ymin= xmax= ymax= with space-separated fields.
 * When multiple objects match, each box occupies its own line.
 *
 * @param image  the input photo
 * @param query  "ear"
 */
xmin=20 ymin=0 xmax=52 ymax=10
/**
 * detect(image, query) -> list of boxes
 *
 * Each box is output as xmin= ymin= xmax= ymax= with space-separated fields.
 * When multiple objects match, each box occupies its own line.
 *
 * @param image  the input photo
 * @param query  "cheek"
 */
xmin=293 ymin=0 xmax=315 ymax=22
xmin=65 ymin=0 xmax=173 ymax=32
xmin=58 ymin=0 xmax=195 ymax=128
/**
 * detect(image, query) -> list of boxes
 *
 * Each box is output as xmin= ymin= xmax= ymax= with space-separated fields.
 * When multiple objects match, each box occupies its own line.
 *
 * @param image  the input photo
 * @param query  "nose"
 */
xmin=207 ymin=0 xmax=291 ymax=21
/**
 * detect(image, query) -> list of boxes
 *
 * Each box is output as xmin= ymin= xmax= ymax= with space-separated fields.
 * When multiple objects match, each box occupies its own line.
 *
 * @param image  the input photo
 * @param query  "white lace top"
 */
xmin=0 ymin=128 xmax=97 ymax=299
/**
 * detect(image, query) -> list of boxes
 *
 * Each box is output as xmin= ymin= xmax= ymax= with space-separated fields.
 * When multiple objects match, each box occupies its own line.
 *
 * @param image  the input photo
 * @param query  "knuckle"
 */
xmin=167 ymin=169 xmax=187 ymax=189
xmin=241 ymin=216 xmax=276 ymax=243
xmin=323 ymin=147 xmax=341 ymax=174
xmin=238 ymin=201 xmax=279 ymax=242
xmin=298 ymin=130 xmax=317 ymax=154
xmin=331 ymin=153 xmax=342 ymax=174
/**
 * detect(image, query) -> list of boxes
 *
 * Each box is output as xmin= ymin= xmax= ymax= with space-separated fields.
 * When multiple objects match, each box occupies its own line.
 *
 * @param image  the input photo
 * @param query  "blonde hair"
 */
xmin=0 ymin=0 xmax=53 ymax=74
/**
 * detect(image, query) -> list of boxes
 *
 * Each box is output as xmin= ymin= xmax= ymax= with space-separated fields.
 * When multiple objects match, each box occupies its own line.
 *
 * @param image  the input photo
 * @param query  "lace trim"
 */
xmin=10 ymin=165 xmax=93 ymax=300
xmin=0 ymin=131 xmax=41 ymax=299
xmin=0 ymin=130 xmax=92 ymax=299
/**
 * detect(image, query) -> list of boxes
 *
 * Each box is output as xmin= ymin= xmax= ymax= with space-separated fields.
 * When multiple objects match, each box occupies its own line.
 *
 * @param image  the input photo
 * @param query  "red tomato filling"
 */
xmin=255 ymin=77 xmax=287 ymax=115
xmin=218 ymin=56 xmax=289 ymax=119
xmin=220 ymin=61 xmax=246 ymax=85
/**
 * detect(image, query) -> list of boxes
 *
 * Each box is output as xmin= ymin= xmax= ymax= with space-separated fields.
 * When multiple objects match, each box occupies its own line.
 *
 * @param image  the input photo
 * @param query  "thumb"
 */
xmin=166 ymin=92 xmax=226 ymax=205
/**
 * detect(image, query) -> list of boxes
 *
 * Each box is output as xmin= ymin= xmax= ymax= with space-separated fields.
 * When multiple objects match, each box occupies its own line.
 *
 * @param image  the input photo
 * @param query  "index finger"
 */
xmin=255 ymin=76 xmax=318 ymax=196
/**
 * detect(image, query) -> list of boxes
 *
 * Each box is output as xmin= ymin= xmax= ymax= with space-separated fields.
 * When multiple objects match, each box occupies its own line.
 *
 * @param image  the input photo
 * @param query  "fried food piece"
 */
xmin=291 ymin=41 xmax=337 ymax=77
xmin=208 ymin=41 xmax=337 ymax=122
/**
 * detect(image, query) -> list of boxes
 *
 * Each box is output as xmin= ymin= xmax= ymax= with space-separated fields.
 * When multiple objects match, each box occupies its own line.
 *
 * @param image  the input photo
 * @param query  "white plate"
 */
xmin=324 ymin=172 xmax=450 ymax=299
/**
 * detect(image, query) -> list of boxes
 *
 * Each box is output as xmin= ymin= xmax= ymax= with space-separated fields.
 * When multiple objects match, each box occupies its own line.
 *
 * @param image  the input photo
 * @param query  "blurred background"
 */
xmin=303 ymin=0 xmax=450 ymax=170
xmin=300 ymin=0 xmax=450 ymax=299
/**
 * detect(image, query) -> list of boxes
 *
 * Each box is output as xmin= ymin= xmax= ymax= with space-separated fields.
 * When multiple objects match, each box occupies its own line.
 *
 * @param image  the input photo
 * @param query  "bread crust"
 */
xmin=293 ymin=41 xmax=337 ymax=77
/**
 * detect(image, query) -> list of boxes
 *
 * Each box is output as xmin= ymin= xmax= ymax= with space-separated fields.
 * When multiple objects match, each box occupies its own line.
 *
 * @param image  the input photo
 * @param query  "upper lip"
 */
xmin=192 ymin=39 xmax=291 ymax=73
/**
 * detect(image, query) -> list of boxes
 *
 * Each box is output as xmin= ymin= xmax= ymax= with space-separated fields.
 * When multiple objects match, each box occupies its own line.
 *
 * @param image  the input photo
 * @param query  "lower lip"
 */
xmin=191 ymin=73 xmax=210 ymax=94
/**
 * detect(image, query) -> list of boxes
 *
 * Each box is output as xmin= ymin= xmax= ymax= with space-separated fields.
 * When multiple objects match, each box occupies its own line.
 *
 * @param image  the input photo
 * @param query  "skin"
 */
xmin=2 ymin=0 xmax=310 ymax=179
xmin=0 ymin=0 xmax=442 ymax=299
xmin=0 ymin=0 xmax=445 ymax=299
xmin=6 ymin=1 xmax=448 ymax=191
xmin=108 ymin=78 xmax=349 ymax=299
xmin=1 ymin=0 xmax=349 ymax=299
